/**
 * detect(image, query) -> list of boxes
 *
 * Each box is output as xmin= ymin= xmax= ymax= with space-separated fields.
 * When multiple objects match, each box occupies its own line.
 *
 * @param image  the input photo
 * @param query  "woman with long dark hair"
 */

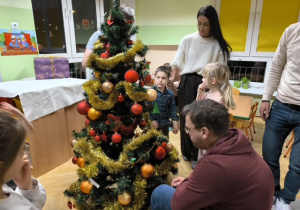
xmin=170 ymin=5 xmax=231 ymax=169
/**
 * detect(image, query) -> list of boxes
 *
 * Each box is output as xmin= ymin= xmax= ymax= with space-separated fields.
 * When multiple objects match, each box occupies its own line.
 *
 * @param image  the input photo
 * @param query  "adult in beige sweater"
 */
xmin=260 ymin=22 xmax=300 ymax=210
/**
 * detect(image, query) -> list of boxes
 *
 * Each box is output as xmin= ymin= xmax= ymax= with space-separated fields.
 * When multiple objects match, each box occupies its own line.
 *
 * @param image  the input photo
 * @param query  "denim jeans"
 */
xmin=262 ymin=99 xmax=300 ymax=204
xmin=150 ymin=184 xmax=175 ymax=210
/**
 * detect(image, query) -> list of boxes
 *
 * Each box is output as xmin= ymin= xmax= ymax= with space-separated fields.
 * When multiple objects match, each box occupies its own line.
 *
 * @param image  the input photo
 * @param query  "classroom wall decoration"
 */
xmin=0 ymin=29 xmax=38 ymax=56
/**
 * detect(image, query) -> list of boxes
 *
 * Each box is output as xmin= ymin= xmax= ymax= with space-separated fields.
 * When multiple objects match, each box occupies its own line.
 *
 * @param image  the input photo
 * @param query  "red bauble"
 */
xmin=124 ymin=70 xmax=139 ymax=83
xmin=101 ymin=52 xmax=110 ymax=59
xmin=72 ymin=156 xmax=78 ymax=164
xmin=68 ymin=201 xmax=72 ymax=209
xmin=77 ymin=101 xmax=91 ymax=115
xmin=155 ymin=146 xmax=166 ymax=160
xmin=85 ymin=119 xmax=90 ymax=126
xmin=140 ymin=80 xmax=145 ymax=87
xmin=112 ymin=133 xmax=122 ymax=143
xmin=131 ymin=103 xmax=143 ymax=115
xmin=89 ymin=129 xmax=96 ymax=137
xmin=145 ymin=74 xmax=152 ymax=84
xmin=118 ymin=94 xmax=125 ymax=102
xmin=139 ymin=120 xmax=147 ymax=128
xmin=161 ymin=142 xmax=167 ymax=148
xmin=127 ymin=40 xmax=133 ymax=45
xmin=95 ymin=135 xmax=101 ymax=142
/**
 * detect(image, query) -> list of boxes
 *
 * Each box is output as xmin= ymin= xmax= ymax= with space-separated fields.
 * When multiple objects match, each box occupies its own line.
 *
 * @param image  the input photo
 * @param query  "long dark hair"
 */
xmin=197 ymin=5 xmax=232 ymax=60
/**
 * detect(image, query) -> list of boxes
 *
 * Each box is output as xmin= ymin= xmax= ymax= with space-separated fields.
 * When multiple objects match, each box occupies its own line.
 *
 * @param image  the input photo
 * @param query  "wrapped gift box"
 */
xmin=34 ymin=57 xmax=70 ymax=80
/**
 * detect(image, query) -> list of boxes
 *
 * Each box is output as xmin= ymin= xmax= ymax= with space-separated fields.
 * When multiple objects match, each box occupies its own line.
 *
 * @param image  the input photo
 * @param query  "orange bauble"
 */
xmin=118 ymin=191 xmax=132 ymax=205
xmin=141 ymin=163 xmax=154 ymax=178
xmin=124 ymin=69 xmax=139 ymax=83
xmin=80 ymin=180 xmax=93 ymax=194
xmin=88 ymin=108 xmax=102 ymax=120
xmin=147 ymin=89 xmax=157 ymax=101
xmin=94 ymin=71 xmax=101 ymax=78
xmin=102 ymin=81 xmax=114 ymax=94
xmin=131 ymin=103 xmax=143 ymax=115
xmin=101 ymin=52 xmax=110 ymax=59
xmin=77 ymin=157 xmax=85 ymax=168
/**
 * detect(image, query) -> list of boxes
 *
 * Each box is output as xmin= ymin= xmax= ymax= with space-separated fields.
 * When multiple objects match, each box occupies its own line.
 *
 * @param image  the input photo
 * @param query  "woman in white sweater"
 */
xmin=170 ymin=5 xmax=231 ymax=169
xmin=0 ymin=112 xmax=46 ymax=209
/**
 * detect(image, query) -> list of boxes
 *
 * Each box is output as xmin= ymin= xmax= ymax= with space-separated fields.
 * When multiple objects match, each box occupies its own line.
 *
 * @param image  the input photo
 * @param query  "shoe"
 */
xmin=191 ymin=161 xmax=197 ymax=169
xmin=182 ymin=156 xmax=190 ymax=161
xmin=275 ymin=198 xmax=291 ymax=210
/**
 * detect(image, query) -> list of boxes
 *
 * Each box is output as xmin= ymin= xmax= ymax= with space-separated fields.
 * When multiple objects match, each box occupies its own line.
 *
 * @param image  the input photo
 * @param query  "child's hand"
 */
xmin=198 ymin=83 xmax=206 ymax=91
xmin=172 ymin=121 xmax=178 ymax=134
xmin=13 ymin=153 xmax=33 ymax=190
xmin=151 ymin=121 xmax=159 ymax=129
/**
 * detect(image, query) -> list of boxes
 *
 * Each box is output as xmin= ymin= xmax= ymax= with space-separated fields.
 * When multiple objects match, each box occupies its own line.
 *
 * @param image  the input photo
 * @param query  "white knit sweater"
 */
xmin=262 ymin=22 xmax=300 ymax=105
xmin=170 ymin=32 xmax=224 ymax=75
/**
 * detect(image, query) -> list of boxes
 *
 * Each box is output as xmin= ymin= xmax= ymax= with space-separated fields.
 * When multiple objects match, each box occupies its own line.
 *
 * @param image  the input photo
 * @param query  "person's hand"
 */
xmin=0 ymin=102 xmax=34 ymax=131
xmin=260 ymin=101 xmax=270 ymax=121
xmin=198 ymin=83 xmax=206 ymax=92
xmin=13 ymin=153 xmax=33 ymax=190
xmin=172 ymin=121 xmax=178 ymax=134
xmin=151 ymin=121 xmax=159 ymax=129
xmin=171 ymin=177 xmax=185 ymax=188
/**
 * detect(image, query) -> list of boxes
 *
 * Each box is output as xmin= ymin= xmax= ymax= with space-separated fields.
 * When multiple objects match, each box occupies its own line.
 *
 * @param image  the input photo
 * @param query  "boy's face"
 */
xmin=155 ymin=71 xmax=169 ymax=90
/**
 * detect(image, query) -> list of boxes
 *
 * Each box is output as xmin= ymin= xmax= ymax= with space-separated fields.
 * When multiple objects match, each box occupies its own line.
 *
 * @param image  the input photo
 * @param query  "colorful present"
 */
xmin=34 ymin=57 xmax=70 ymax=79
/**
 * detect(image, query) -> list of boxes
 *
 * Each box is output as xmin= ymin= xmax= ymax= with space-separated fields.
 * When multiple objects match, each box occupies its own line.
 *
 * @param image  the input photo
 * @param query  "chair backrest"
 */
xmin=232 ymin=88 xmax=240 ymax=95
xmin=249 ymin=102 xmax=259 ymax=123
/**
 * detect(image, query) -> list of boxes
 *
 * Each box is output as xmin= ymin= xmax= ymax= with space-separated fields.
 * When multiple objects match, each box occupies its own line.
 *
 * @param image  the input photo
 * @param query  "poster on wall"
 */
xmin=0 ymin=29 xmax=38 ymax=56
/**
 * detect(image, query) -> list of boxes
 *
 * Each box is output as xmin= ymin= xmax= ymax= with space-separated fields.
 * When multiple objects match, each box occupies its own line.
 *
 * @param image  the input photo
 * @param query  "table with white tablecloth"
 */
xmin=0 ymin=78 xmax=88 ymax=176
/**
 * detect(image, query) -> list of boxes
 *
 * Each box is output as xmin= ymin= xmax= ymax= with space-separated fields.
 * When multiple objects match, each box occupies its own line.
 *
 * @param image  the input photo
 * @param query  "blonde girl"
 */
xmin=196 ymin=62 xmax=235 ymax=110
xmin=196 ymin=62 xmax=235 ymax=162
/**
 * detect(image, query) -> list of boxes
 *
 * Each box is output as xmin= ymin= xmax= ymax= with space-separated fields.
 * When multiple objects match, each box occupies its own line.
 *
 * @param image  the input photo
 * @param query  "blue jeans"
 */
xmin=262 ymin=99 xmax=300 ymax=204
xmin=150 ymin=184 xmax=175 ymax=210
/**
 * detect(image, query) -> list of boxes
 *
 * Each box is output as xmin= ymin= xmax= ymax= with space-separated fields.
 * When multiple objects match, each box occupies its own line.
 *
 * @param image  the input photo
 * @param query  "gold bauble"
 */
xmin=147 ymin=89 xmax=157 ymax=101
xmin=118 ymin=191 xmax=132 ymax=206
xmin=165 ymin=143 xmax=174 ymax=152
xmin=101 ymin=81 xmax=114 ymax=94
xmin=88 ymin=107 xmax=102 ymax=120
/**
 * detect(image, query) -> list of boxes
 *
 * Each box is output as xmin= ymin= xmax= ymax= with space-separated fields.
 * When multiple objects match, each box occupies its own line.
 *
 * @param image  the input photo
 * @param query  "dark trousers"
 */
xmin=178 ymin=73 xmax=202 ymax=161
xmin=158 ymin=125 xmax=170 ymax=139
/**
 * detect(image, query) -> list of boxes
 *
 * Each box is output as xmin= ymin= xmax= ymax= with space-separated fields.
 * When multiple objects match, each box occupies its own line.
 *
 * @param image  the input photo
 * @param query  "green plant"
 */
xmin=233 ymin=77 xmax=250 ymax=89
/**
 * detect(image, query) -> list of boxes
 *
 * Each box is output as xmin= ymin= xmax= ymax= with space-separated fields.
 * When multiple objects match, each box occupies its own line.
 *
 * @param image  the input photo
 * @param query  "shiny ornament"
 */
xmin=106 ymin=43 xmax=111 ymax=53
xmin=68 ymin=201 xmax=72 ymax=209
xmin=101 ymin=81 xmax=114 ymax=94
xmin=145 ymin=74 xmax=152 ymax=84
xmin=127 ymin=40 xmax=133 ymax=45
xmin=118 ymin=94 xmax=125 ymax=102
xmin=124 ymin=70 xmax=139 ymax=83
xmin=112 ymin=132 xmax=122 ymax=144
xmin=161 ymin=142 xmax=167 ymax=148
xmin=80 ymin=180 xmax=93 ymax=194
xmin=101 ymin=52 xmax=110 ymax=59
xmin=131 ymin=103 xmax=143 ymax=115
xmin=94 ymin=71 xmax=101 ymax=78
xmin=141 ymin=163 xmax=154 ymax=179
xmin=155 ymin=146 xmax=166 ymax=160
xmin=173 ymin=162 xmax=179 ymax=169
xmin=89 ymin=129 xmax=96 ymax=137
xmin=139 ymin=120 xmax=147 ymax=128
xmin=72 ymin=156 xmax=78 ymax=164
xmin=77 ymin=157 xmax=85 ymax=168
xmin=95 ymin=135 xmax=101 ymax=142
xmin=102 ymin=132 xmax=107 ymax=142
xmin=85 ymin=119 xmax=90 ymax=126
xmin=147 ymin=89 xmax=158 ymax=101
xmin=70 ymin=139 xmax=77 ymax=148
xmin=139 ymin=80 xmax=145 ymax=87
xmin=165 ymin=143 xmax=174 ymax=152
xmin=77 ymin=101 xmax=91 ymax=115
xmin=118 ymin=191 xmax=132 ymax=205
xmin=88 ymin=108 xmax=102 ymax=120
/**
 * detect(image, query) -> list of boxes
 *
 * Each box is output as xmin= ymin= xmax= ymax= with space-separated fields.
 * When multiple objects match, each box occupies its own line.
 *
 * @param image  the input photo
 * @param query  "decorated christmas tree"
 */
xmin=64 ymin=1 xmax=179 ymax=209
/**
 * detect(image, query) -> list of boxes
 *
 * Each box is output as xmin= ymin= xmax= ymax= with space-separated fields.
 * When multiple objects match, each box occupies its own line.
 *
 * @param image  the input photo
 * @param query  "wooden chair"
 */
xmin=240 ymin=102 xmax=259 ymax=141
xmin=232 ymin=87 xmax=240 ymax=95
xmin=284 ymin=130 xmax=295 ymax=158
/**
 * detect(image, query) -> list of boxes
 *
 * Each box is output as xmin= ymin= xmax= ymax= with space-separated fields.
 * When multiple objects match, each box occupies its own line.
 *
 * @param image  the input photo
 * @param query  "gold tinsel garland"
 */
xmin=87 ymin=39 xmax=145 ymax=70
xmin=83 ymin=80 xmax=148 ymax=110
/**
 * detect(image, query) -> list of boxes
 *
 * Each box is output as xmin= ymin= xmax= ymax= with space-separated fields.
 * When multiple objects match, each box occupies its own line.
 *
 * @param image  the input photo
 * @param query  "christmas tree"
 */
xmin=64 ymin=1 xmax=179 ymax=209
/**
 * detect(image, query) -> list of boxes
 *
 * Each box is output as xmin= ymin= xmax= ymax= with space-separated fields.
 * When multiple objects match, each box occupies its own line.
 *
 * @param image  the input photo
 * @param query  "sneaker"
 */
xmin=182 ymin=156 xmax=190 ymax=161
xmin=275 ymin=198 xmax=291 ymax=210
xmin=191 ymin=161 xmax=197 ymax=169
